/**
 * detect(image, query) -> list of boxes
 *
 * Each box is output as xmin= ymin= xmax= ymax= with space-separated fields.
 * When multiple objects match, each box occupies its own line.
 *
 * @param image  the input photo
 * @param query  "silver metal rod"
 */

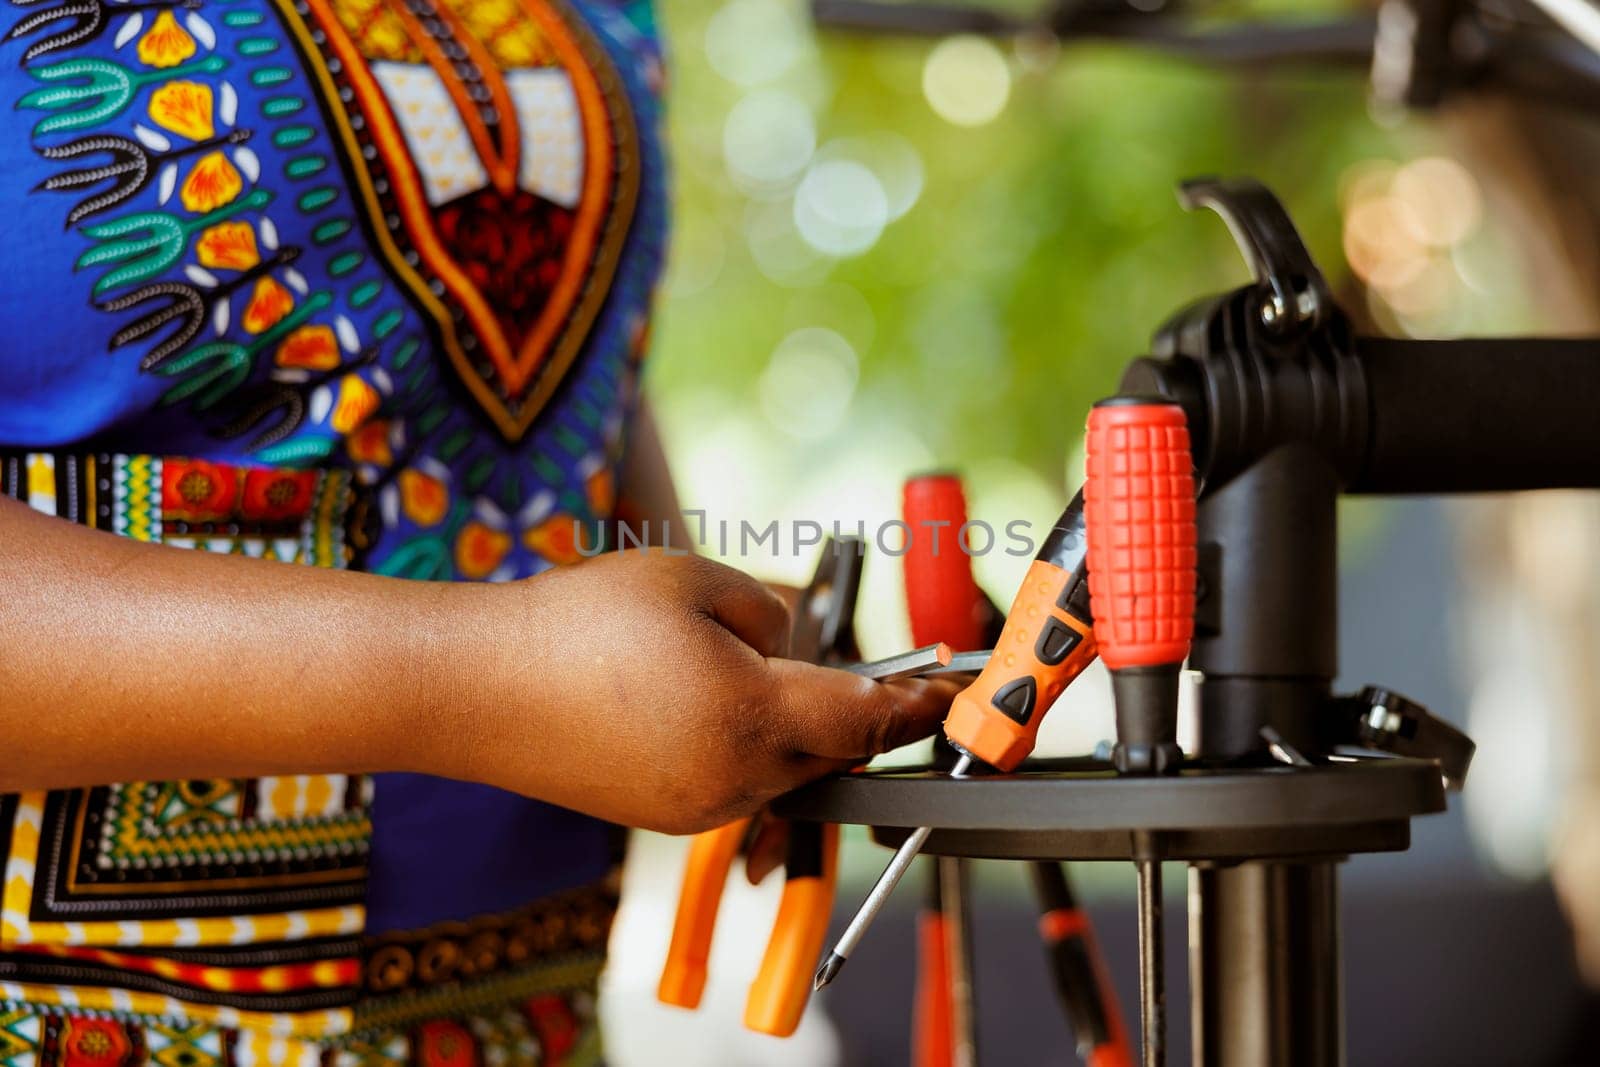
xmin=1137 ymin=856 xmax=1166 ymax=1067
xmin=846 ymin=643 xmax=953 ymax=681
xmin=815 ymin=754 xmax=974 ymax=989
xmin=930 ymin=649 xmax=993 ymax=675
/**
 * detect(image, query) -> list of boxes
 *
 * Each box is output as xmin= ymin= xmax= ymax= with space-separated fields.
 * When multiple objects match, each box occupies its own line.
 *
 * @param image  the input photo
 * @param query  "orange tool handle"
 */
xmin=903 ymin=473 xmax=987 ymax=652
xmin=1082 ymin=400 xmax=1196 ymax=671
xmin=912 ymin=904 xmax=956 ymax=1067
xmin=942 ymin=488 xmax=1098 ymax=771
xmin=658 ymin=817 xmax=752 ymax=1010
xmin=1034 ymin=861 xmax=1134 ymax=1067
xmin=1039 ymin=908 xmax=1135 ymax=1067
xmin=743 ymin=821 xmax=840 ymax=1037
xmin=1089 ymin=1042 xmax=1137 ymax=1067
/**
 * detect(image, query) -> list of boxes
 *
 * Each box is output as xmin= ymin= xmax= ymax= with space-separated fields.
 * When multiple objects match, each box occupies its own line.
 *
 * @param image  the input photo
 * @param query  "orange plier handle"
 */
xmin=657 ymin=538 xmax=859 ymax=1037
xmin=658 ymin=817 xmax=751 ymax=1011
xmin=657 ymin=813 xmax=842 ymax=1038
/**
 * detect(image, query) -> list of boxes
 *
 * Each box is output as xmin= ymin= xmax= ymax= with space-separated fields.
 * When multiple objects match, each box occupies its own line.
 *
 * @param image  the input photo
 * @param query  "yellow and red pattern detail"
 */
xmin=10 ymin=944 xmax=359 ymax=997
xmin=60 ymin=1016 xmax=132 ymax=1066
xmin=162 ymin=459 xmax=320 ymax=525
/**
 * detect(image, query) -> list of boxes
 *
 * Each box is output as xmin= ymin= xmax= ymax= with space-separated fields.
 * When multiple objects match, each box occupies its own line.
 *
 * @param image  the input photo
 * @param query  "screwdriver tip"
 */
xmin=813 ymin=953 xmax=845 ymax=991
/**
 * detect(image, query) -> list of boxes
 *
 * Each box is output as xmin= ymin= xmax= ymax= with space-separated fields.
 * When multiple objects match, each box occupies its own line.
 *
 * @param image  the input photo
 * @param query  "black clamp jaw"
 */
xmin=1329 ymin=686 xmax=1476 ymax=791
xmin=1114 ymin=177 xmax=1488 ymax=779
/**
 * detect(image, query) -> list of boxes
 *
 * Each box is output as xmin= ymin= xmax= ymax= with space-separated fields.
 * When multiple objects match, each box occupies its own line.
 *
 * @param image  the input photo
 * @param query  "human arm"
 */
xmin=0 ymin=493 xmax=956 ymax=832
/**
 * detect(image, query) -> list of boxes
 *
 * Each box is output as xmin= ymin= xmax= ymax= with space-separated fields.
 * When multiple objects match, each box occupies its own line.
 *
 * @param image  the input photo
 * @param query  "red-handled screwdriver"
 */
xmin=1083 ymin=397 xmax=1197 ymax=1067
xmin=902 ymin=473 xmax=986 ymax=1067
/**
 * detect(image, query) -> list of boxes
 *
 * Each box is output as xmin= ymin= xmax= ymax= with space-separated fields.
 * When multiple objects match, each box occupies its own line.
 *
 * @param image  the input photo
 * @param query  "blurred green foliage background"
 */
xmin=638 ymin=0 xmax=1461 ymax=667
xmin=648 ymin=0 xmax=1406 ymax=482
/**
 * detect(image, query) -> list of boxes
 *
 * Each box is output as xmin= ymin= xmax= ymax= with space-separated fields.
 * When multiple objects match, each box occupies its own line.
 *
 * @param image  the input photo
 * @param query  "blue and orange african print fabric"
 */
xmin=0 ymin=0 xmax=667 ymax=1053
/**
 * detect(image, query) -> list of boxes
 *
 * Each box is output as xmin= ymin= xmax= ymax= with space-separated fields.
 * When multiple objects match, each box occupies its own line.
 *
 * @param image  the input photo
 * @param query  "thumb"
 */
xmin=768 ymin=660 xmax=961 ymax=762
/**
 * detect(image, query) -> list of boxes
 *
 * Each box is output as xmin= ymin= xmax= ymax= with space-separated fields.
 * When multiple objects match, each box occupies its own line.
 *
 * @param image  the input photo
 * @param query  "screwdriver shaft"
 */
xmin=815 ymin=754 xmax=974 ymax=989
xmin=1136 ymin=856 xmax=1165 ymax=1067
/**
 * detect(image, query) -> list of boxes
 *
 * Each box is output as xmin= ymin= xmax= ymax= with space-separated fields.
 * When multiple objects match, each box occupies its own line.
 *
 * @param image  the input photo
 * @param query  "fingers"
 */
xmin=689 ymin=558 xmax=792 ymax=659
xmin=767 ymin=659 xmax=963 ymax=762
xmin=744 ymin=813 xmax=789 ymax=885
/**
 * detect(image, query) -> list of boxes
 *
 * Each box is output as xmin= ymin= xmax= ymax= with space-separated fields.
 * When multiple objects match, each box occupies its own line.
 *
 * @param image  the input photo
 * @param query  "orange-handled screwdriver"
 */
xmin=940 ymin=489 xmax=1098 ymax=772
xmin=816 ymin=485 xmax=1101 ymax=990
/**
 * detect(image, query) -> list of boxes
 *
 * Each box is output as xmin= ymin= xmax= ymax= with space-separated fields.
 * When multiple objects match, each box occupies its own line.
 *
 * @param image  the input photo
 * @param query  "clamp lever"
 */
xmin=1330 ymin=685 xmax=1476 ymax=791
xmin=1178 ymin=176 xmax=1335 ymax=336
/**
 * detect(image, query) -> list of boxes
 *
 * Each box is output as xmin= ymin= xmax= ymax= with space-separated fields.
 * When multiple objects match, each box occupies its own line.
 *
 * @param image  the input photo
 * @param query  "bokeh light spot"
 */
xmin=814 ymin=133 xmax=925 ymax=221
xmin=744 ymin=198 xmax=829 ymax=285
xmin=1343 ymin=195 xmax=1428 ymax=291
xmin=759 ymin=327 xmax=860 ymax=439
xmin=793 ymin=159 xmax=889 ymax=257
xmin=703 ymin=0 xmax=809 ymax=87
xmin=922 ymin=35 xmax=1012 ymax=127
xmin=723 ymin=90 xmax=816 ymax=196
xmin=1392 ymin=156 xmax=1482 ymax=248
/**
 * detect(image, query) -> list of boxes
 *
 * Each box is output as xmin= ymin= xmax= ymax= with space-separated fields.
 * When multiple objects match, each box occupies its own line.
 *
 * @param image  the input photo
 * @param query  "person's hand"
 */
xmin=420 ymin=551 xmax=960 ymax=834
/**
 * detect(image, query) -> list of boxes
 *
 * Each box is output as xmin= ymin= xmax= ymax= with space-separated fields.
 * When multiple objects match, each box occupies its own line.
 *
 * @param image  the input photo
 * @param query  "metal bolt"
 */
xmin=1259 ymin=295 xmax=1285 ymax=328
xmin=1295 ymin=289 xmax=1320 ymax=321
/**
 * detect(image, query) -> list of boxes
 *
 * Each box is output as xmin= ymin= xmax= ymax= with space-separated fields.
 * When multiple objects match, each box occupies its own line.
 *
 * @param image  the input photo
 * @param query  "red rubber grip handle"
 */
xmin=903 ymin=474 xmax=987 ymax=653
xmin=912 ymin=911 xmax=955 ymax=1067
xmin=1083 ymin=401 xmax=1197 ymax=670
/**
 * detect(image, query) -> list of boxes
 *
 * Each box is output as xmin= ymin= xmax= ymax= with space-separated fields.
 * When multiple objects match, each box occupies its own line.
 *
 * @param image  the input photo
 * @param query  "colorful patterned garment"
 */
xmin=0 ymin=0 xmax=666 ymax=1055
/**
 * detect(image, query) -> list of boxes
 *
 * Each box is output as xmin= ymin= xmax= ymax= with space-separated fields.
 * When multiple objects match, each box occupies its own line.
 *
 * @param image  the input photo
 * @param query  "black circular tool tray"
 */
xmin=771 ymin=755 xmax=1448 ymax=863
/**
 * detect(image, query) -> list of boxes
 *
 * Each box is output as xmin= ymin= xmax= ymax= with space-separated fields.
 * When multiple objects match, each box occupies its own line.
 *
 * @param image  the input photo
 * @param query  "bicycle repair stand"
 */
xmin=776 ymin=175 xmax=1600 ymax=1065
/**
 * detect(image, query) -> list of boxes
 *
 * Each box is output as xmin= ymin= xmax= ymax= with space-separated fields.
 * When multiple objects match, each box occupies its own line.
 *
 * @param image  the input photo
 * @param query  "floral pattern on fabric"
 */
xmin=2 ymin=0 xmax=666 ymax=583
xmin=0 ymin=0 xmax=665 ymax=1044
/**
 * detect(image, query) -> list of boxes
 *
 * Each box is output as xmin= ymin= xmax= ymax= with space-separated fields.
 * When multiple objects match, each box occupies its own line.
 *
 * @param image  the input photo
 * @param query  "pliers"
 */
xmin=657 ymin=537 xmax=862 ymax=1037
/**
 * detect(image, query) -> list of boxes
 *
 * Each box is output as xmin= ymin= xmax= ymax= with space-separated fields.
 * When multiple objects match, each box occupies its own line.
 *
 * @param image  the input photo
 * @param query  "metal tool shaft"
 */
xmin=846 ymin=643 xmax=953 ymax=681
xmin=814 ymin=753 xmax=974 ymax=989
xmin=1136 ymin=855 xmax=1165 ymax=1067
xmin=931 ymin=649 xmax=993 ymax=675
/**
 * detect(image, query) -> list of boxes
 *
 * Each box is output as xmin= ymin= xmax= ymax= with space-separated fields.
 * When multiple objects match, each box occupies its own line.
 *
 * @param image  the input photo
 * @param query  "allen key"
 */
xmin=844 ymin=645 xmax=994 ymax=682
xmin=845 ymin=642 xmax=954 ymax=681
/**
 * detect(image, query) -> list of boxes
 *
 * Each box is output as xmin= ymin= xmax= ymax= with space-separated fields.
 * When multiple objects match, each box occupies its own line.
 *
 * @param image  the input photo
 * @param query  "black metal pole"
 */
xmin=1188 ymin=443 xmax=1344 ymax=1066
xmin=1190 ymin=862 xmax=1343 ymax=1067
xmin=1191 ymin=444 xmax=1338 ymax=757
